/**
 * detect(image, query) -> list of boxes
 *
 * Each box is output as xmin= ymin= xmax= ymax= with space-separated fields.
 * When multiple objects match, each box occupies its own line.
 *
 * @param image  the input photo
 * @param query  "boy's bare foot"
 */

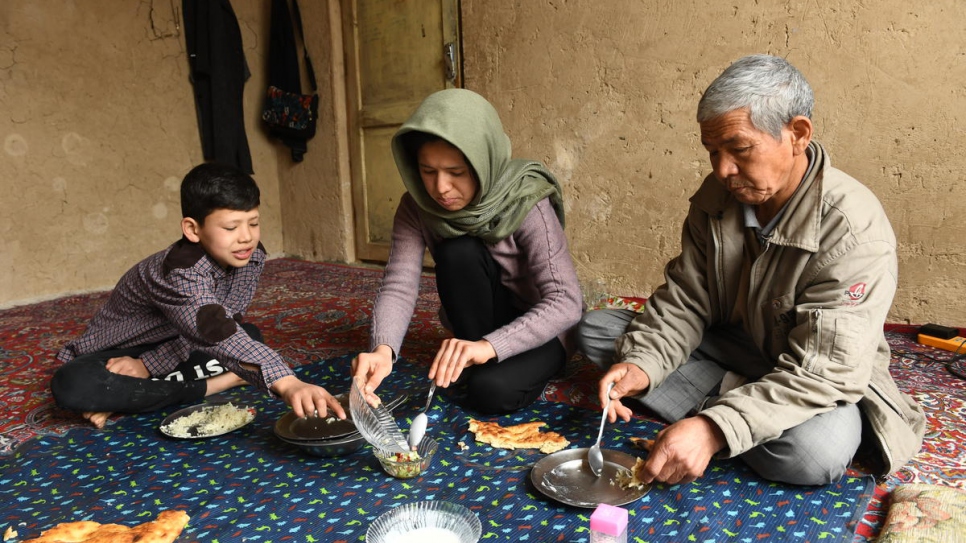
xmin=83 ymin=411 xmax=112 ymax=429
xmin=205 ymin=371 xmax=250 ymax=396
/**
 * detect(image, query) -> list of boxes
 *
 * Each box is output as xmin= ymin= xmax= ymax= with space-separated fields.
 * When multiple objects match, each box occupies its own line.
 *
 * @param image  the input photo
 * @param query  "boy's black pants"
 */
xmin=51 ymin=323 xmax=263 ymax=414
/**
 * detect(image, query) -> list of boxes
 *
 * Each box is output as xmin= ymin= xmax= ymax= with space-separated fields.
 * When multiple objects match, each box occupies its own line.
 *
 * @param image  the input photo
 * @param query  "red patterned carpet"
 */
xmin=1 ymin=258 xmax=963 ymax=541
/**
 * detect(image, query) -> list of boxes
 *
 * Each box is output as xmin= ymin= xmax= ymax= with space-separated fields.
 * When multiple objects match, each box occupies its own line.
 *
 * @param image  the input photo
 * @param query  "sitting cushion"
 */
xmin=877 ymin=484 xmax=966 ymax=542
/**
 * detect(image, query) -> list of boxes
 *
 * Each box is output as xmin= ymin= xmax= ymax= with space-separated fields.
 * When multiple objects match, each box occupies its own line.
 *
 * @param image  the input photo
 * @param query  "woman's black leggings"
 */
xmin=50 ymin=323 xmax=263 ymax=414
xmin=433 ymin=236 xmax=565 ymax=415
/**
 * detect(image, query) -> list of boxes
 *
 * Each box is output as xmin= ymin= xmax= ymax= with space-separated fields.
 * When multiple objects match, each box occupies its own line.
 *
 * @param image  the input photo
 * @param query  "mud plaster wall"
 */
xmin=2 ymin=1 xmax=965 ymax=328
xmin=461 ymin=0 xmax=966 ymax=327
xmin=0 ymin=0 xmax=348 ymax=308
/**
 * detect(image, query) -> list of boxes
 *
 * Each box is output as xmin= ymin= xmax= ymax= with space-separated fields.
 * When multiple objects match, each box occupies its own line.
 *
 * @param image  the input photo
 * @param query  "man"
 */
xmin=577 ymin=54 xmax=924 ymax=486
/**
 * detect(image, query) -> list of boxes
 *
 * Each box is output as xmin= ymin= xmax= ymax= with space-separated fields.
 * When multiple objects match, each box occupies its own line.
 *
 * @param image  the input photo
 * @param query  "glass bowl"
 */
xmin=373 ymin=437 xmax=438 ymax=479
xmin=366 ymin=500 xmax=481 ymax=543
xmin=349 ymin=377 xmax=410 ymax=453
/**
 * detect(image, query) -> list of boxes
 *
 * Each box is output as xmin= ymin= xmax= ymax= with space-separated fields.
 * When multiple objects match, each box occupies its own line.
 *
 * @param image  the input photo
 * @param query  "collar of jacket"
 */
xmin=689 ymin=141 xmax=828 ymax=254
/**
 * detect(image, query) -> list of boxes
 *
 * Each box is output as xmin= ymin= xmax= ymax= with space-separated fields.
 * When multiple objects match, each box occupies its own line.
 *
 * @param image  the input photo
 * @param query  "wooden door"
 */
xmin=342 ymin=0 xmax=461 ymax=262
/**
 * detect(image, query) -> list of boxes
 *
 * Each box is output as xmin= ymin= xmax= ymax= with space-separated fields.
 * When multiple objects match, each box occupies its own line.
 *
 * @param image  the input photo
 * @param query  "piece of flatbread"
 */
xmin=468 ymin=418 xmax=569 ymax=454
xmin=23 ymin=510 xmax=189 ymax=543
xmin=614 ymin=457 xmax=649 ymax=490
xmin=629 ymin=436 xmax=654 ymax=452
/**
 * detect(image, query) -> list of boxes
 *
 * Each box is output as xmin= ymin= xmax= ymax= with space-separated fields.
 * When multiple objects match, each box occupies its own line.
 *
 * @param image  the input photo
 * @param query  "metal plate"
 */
xmin=273 ymin=392 xmax=408 ymax=442
xmin=530 ymin=448 xmax=649 ymax=508
xmin=159 ymin=401 xmax=255 ymax=439
xmin=275 ymin=432 xmax=367 ymax=457
xmin=274 ymin=393 xmax=357 ymax=441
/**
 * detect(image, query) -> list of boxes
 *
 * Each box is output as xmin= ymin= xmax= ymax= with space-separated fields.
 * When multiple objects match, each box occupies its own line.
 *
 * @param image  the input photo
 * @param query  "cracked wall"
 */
xmin=0 ymin=0 xmax=348 ymax=309
xmin=461 ymin=0 xmax=966 ymax=326
xmin=0 ymin=0 xmax=287 ymax=305
xmin=2 ymin=0 xmax=965 ymax=328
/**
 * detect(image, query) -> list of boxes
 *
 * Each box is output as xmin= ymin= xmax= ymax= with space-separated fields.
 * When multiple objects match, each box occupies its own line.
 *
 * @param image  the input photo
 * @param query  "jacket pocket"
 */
xmin=802 ymin=308 xmax=859 ymax=372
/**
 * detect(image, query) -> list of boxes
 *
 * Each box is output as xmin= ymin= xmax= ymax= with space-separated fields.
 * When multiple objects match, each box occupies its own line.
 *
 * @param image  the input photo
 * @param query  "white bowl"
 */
xmin=366 ymin=501 xmax=481 ymax=543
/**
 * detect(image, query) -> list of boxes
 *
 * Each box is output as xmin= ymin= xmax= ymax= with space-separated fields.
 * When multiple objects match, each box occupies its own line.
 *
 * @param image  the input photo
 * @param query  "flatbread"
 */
xmin=614 ymin=456 xmax=649 ymax=490
xmin=23 ymin=510 xmax=189 ymax=543
xmin=467 ymin=418 xmax=569 ymax=454
xmin=629 ymin=436 xmax=654 ymax=451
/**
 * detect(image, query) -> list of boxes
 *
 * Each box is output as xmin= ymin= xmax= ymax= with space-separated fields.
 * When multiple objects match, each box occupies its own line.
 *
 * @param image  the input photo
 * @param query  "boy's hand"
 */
xmin=352 ymin=345 xmax=394 ymax=396
xmin=271 ymin=376 xmax=347 ymax=419
xmin=106 ymin=356 xmax=149 ymax=379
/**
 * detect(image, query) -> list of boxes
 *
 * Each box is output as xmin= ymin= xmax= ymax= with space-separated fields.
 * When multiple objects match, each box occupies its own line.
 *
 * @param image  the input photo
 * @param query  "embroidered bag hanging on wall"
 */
xmin=262 ymin=0 xmax=318 ymax=161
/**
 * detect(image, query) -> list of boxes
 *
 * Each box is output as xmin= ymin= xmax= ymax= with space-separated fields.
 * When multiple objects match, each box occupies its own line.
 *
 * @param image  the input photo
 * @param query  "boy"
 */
xmin=51 ymin=163 xmax=345 ymax=428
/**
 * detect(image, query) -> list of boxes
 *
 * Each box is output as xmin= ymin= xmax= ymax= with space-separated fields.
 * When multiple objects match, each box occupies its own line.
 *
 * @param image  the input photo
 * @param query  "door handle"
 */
xmin=444 ymin=42 xmax=457 ymax=84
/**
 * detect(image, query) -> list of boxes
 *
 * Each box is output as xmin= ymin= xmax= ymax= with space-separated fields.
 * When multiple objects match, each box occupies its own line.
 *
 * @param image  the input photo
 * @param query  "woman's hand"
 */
xmin=599 ymin=362 xmax=651 ymax=423
xmin=105 ymin=356 xmax=150 ymax=379
xmin=429 ymin=338 xmax=496 ymax=387
xmin=352 ymin=345 xmax=394 ymax=398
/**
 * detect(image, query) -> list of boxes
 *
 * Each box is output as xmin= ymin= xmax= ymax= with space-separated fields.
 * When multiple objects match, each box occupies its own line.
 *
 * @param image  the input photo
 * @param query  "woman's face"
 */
xmin=417 ymin=139 xmax=479 ymax=211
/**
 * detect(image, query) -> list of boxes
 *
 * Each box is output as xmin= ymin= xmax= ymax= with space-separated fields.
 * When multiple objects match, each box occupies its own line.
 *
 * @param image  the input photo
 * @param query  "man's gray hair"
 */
xmin=697 ymin=54 xmax=814 ymax=140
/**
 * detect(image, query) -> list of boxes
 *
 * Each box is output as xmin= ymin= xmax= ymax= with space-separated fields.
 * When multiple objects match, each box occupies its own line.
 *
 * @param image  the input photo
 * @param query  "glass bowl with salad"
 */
xmin=374 ymin=436 xmax=438 ymax=479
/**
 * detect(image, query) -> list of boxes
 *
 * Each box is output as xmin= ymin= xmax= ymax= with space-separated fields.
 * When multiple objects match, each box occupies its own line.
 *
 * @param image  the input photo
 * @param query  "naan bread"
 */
xmin=629 ymin=436 xmax=654 ymax=452
xmin=23 ymin=510 xmax=189 ymax=543
xmin=468 ymin=418 xmax=569 ymax=454
xmin=613 ymin=456 xmax=649 ymax=490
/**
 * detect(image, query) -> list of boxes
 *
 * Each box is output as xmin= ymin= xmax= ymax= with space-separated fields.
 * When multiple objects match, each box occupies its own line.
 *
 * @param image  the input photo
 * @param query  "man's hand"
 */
xmin=105 ymin=356 xmax=149 ymax=379
xmin=599 ymin=362 xmax=651 ymax=423
xmin=352 ymin=345 xmax=394 ymax=397
xmin=430 ymin=338 xmax=496 ymax=387
xmin=271 ymin=375 xmax=347 ymax=419
xmin=639 ymin=415 xmax=726 ymax=485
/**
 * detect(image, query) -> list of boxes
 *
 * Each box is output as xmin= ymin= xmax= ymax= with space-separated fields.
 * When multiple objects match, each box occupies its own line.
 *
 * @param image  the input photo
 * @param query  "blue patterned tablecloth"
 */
xmin=0 ymin=356 xmax=873 ymax=542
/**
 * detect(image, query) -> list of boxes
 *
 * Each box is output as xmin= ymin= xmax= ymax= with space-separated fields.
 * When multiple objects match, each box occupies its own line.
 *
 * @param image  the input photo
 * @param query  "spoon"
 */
xmin=588 ymin=382 xmax=614 ymax=477
xmin=408 ymin=382 xmax=437 ymax=449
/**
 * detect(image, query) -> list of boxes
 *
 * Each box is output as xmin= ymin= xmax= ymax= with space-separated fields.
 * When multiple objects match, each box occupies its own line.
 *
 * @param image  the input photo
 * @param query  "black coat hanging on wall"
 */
xmin=183 ymin=0 xmax=254 ymax=174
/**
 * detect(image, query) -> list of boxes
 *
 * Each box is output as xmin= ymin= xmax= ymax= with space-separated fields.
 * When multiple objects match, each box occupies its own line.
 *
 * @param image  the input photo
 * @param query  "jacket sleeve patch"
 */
xmin=197 ymin=304 xmax=238 ymax=343
xmin=162 ymin=238 xmax=207 ymax=277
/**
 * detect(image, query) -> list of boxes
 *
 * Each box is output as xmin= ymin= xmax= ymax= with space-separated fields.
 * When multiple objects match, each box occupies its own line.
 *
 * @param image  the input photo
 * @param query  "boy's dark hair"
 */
xmin=180 ymin=162 xmax=260 ymax=224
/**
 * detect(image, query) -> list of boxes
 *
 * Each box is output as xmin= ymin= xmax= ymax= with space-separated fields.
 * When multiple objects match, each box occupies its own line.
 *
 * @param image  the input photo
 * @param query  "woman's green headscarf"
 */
xmin=391 ymin=88 xmax=565 ymax=243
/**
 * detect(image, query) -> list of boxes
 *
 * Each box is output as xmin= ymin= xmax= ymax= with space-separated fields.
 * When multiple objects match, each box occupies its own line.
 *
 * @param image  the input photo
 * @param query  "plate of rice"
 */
xmin=160 ymin=401 xmax=256 ymax=439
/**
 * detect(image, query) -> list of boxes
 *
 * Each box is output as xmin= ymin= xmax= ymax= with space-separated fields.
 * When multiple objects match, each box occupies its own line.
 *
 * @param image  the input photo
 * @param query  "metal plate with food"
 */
xmin=159 ymin=401 xmax=256 ymax=439
xmin=274 ymin=393 xmax=357 ymax=441
xmin=530 ymin=447 xmax=650 ymax=508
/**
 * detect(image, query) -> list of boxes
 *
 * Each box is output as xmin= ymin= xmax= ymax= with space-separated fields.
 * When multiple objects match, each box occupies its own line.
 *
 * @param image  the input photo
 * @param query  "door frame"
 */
xmin=341 ymin=0 xmax=462 ymax=263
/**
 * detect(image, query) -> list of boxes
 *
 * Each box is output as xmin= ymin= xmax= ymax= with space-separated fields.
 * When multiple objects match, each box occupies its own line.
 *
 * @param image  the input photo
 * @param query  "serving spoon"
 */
xmin=407 ymin=382 xmax=437 ymax=449
xmin=588 ymin=382 xmax=614 ymax=477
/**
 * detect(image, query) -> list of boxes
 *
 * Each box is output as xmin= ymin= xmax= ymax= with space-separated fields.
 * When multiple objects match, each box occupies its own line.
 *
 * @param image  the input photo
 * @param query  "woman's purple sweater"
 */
xmin=370 ymin=194 xmax=583 ymax=362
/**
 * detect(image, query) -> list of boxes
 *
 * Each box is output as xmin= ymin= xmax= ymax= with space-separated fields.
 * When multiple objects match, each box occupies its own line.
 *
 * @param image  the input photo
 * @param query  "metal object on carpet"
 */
xmin=588 ymin=382 xmax=614 ymax=477
xmin=408 ymin=382 xmax=437 ymax=449
xmin=531 ymin=448 xmax=649 ymax=508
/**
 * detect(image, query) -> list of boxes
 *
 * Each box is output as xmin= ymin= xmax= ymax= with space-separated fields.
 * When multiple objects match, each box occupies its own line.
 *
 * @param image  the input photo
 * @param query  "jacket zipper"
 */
xmin=711 ymin=216 xmax=726 ymax=322
xmin=802 ymin=308 xmax=822 ymax=373
xmin=867 ymin=382 xmax=898 ymax=480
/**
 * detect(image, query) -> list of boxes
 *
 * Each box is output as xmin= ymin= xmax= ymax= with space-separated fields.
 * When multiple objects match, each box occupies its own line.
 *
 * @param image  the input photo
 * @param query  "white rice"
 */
xmin=161 ymin=402 xmax=254 ymax=438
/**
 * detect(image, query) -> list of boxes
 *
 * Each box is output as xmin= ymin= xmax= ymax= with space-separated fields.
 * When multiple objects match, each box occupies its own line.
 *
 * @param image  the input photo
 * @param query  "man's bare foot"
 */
xmin=205 ymin=371 xmax=250 ymax=396
xmin=82 ymin=411 xmax=112 ymax=429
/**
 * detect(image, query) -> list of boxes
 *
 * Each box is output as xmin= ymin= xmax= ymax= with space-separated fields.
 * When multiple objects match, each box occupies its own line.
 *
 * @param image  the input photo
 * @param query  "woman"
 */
xmin=352 ymin=89 xmax=583 ymax=414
